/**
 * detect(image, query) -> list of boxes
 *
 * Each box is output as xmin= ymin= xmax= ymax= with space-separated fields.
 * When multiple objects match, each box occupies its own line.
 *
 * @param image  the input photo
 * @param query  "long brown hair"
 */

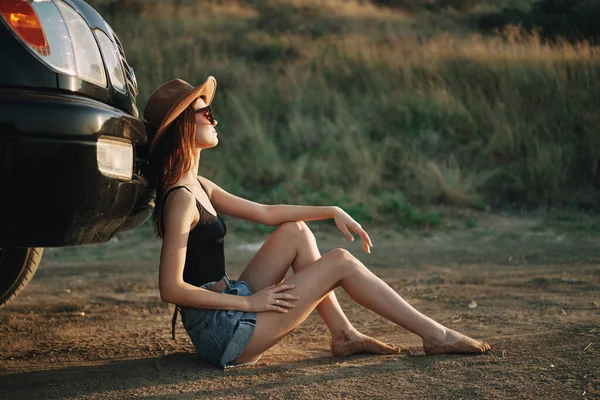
xmin=150 ymin=103 xmax=198 ymax=238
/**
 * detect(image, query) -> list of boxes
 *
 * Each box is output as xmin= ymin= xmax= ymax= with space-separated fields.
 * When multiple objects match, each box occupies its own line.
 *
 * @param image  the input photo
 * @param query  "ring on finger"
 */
xmin=276 ymin=300 xmax=279 ymax=305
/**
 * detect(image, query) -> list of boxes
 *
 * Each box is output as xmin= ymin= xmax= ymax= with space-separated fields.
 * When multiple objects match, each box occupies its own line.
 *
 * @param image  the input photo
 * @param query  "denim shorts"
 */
xmin=179 ymin=278 xmax=257 ymax=368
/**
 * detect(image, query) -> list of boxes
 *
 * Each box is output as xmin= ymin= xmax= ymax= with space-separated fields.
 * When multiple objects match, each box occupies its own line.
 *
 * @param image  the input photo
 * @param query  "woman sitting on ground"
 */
xmin=144 ymin=76 xmax=491 ymax=368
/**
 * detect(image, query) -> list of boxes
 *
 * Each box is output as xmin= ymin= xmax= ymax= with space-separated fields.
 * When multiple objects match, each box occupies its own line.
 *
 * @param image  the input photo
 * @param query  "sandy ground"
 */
xmin=1 ymin=212 xmax=599 ymax=399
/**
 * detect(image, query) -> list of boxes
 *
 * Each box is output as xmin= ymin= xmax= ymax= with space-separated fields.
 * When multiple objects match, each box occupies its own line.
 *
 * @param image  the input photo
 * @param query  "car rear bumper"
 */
xmin=0 ymin=88 xmax=154 ymax=247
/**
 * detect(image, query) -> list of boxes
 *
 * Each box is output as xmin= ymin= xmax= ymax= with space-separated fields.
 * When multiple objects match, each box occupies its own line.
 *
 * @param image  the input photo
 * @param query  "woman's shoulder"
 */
xmin=197 ymin=175 xmax=218 ymax=197
xmin=162 ymin=188 xmax=199 ymax=232
xmin=163 ymin=186 xmax=197 ymax=214
xmin=162 ymin=181 xmax=190 ymax=195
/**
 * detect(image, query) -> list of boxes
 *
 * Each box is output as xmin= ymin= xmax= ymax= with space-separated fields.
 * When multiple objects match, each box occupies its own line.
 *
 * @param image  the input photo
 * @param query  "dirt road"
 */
xmin=1 ymin=213 xmax=599 ymax=399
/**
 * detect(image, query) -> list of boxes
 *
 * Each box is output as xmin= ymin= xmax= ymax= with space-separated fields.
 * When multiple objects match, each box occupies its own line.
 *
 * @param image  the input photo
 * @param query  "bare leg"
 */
xmin=238 ymin=222 xmax=398 ymax=356
xmin=235 ymin=248 xmax=490 ymax=364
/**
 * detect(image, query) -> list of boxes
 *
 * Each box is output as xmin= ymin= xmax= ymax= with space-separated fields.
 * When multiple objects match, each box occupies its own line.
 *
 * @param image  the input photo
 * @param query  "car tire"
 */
xmin=0 ymin=247 xmax=43 ymax=308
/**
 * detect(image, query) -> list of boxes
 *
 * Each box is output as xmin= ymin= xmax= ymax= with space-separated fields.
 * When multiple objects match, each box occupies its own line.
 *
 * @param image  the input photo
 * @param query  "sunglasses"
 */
xmin=194 ymin=105 xmax=215 ymax=125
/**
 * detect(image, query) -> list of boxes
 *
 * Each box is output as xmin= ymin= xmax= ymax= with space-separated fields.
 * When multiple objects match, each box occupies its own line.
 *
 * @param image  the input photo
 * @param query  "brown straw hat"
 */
xmin=143 ymin=76 xmax=217 ymax=154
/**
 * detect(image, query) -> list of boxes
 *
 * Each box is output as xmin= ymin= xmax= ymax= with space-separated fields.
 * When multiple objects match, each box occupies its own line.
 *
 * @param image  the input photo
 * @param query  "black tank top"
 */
xmin=161 ymin=182 xmax=227 ymax=287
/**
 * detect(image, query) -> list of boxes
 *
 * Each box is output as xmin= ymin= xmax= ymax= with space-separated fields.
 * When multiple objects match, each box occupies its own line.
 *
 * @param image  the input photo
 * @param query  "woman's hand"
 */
xmin=333 ymin=207 xmax=374 ymax=254
xmin=246 ymin=283 xmax=299 ymax=313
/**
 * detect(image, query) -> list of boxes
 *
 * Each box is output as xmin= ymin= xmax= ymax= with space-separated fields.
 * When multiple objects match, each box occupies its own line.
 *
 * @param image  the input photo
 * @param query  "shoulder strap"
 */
xmin=163 ymin=185 xmax=193 ymax=202
xmin=160 ymin=186 xmax=193 ymax=235
xmin=197 ymin=177 xmax=208 ymax=193
xmin=171 ymin=306 xmax=180 ymax=340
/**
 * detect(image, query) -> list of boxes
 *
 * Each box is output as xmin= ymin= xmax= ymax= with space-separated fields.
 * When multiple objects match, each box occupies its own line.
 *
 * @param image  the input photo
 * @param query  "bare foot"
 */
xmin=423 ymin=329 xmax=491 ymax=355
xmin=331 ymin=330 xmax=400 ymax=357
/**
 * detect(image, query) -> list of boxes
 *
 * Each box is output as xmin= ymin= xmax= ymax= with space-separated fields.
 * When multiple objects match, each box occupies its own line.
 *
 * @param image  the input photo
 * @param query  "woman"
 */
xmin=144 ymin=77 xmax=490 ymax=369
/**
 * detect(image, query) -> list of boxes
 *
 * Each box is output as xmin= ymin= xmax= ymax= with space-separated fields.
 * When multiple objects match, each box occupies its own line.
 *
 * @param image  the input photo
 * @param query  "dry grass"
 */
xmin=97 ymin=0 xmax=600 ymax=225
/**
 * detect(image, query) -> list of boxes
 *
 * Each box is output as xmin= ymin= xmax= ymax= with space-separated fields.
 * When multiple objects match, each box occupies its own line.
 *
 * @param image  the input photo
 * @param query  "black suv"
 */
xmin=0 ymin=0 xmax=154 ymax=306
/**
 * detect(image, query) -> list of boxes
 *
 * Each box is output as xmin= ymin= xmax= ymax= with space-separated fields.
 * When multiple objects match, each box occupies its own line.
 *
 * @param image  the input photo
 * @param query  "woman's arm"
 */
xmin=199 ymin=176 xmax=373 ymax=253
xmin=158 ymin=189 xmax=251 ymax=310
xmin=200 ymin=176 xmax=335 ymax=224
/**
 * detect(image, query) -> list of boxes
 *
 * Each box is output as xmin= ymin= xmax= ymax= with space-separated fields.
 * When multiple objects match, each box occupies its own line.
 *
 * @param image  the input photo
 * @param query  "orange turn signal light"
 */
xmin=0 ymin=0 xmax=50 ymax=56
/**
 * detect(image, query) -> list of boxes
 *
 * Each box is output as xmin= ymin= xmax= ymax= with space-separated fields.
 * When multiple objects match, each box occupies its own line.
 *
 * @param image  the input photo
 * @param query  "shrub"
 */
xmin=437 ymin=0 xmax=476 ymax=12
xmin=370 ymin=0 xmax=436 ymax=11
xmin=479 ymin=0 xmax=600 ymax=44
xmin=85 ymin=0 xmax=150 ymax=15
xmin=255 ymin=1 xmax=342 ymax=37
xmin=372 ymin=0 xmax=477 ymax=12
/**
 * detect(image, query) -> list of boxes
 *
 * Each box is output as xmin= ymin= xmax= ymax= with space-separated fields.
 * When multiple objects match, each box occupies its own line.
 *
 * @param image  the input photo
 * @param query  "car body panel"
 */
xmin=0 ymin=88 xmax=146 ymax=142
xmin=0 ymin=89 xmax=152 ymax=247
xmin=0 ymin=21 xmax=58 ymax=89
xmin=0 ymin=0 xmax=154 ymax=248
xmin=0 ymin=0 xmax=138 ymax=117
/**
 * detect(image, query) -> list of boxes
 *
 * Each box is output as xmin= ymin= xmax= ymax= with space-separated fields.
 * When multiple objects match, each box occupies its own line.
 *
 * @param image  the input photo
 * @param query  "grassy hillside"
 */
xmin=96 ymin=0 xmax=600 ymax=227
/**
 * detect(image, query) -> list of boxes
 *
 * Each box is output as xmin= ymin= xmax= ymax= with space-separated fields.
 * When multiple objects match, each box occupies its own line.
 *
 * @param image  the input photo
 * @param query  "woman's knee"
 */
xmin=276 ymin=221 xmax=314 ymax=242
xmin=325 ymin=248 xmax=359 ymax=271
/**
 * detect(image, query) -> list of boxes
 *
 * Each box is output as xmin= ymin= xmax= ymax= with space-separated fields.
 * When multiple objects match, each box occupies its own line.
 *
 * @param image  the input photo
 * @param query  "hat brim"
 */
xmin=149 ymin=76 xmax=216 ymax=154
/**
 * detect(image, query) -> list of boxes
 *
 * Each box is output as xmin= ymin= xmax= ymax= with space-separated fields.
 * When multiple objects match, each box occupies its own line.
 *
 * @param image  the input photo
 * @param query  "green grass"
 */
xmin=92 ymin=0 xmax=600 ymax=226
xmin=532 ymin=212 xmax=600 ymax=237
xmin=497 ymin=232 xmax=521 ymax=241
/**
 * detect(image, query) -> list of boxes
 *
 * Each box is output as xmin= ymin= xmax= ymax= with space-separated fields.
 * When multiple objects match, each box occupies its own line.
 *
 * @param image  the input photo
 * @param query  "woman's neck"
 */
xmin=179 ymin=149 xmax=201 ymax=184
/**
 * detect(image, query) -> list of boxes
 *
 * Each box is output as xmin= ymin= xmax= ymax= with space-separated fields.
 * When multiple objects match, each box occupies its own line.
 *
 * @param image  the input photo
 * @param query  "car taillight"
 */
xmin=0 ymin=0 xmax=49 ymax=55
xmin=0 ymin=0 xmax=106 ymax=88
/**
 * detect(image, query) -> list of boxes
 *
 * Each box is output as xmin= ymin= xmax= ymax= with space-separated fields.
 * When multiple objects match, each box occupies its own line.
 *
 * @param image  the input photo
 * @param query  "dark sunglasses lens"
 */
xmin=195 ymin=106 xmax=214 ymax=124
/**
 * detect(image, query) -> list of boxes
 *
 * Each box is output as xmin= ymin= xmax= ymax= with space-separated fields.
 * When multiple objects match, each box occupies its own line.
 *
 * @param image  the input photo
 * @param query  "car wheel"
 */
xmin=0 ymin=248 xmax=43 ymax=308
